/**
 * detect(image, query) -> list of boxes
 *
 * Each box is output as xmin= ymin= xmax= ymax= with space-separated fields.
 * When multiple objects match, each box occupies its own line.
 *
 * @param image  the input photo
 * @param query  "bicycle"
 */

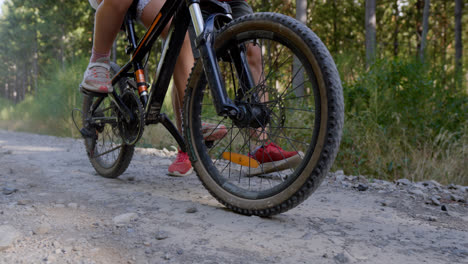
xmin=76 ymin=0 xmax=344 ymax=216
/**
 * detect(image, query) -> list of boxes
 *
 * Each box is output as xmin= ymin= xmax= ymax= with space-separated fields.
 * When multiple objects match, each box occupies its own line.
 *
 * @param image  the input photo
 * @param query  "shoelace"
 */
xmin=252 ymin=142 xmax=281 ymax=154
xmin=89 ymin=66 xmax=110 ymax=80
xmin=175 ymin=151 xmax=188 ymax=162
xmin=265 ymin=142 xmax=280 ymax=150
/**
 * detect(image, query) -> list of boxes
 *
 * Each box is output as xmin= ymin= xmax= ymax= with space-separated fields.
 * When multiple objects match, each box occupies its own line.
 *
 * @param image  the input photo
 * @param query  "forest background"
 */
xmin=0 ymin=0 xmax=466 ymax=185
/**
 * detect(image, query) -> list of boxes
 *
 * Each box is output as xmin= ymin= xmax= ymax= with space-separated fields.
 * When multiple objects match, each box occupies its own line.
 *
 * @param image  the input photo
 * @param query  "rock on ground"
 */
xmin=0 ymin=225 xmax=21 ymax=251
xmin=112 ymin=213 xmax=138 ymax=226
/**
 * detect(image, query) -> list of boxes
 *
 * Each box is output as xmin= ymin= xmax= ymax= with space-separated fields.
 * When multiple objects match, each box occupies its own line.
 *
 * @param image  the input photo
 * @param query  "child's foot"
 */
xmin=201 ymin=122 xmax=227 ymax=141
xmin=168 ymin=150 xmax=193 ymax=177
xmin=168 ymin=123 xmax=227 ymax=177
xmin=81 ymin=58 xmax=113 ymax=93
xmin=247 ymin=142 xmax=302 ymax=176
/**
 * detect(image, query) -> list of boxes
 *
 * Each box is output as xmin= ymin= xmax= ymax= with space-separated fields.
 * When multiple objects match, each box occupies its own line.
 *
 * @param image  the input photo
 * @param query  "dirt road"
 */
xmin=0 ymin=129 xmax=467 ymax=264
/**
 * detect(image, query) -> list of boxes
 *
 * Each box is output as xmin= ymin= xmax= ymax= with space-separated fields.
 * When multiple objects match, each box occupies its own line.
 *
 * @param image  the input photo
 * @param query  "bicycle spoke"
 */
xmin=193 ymin=34 xmax=319 ymax=194
xmin=94 ymin=144 xmax=123 ymax=158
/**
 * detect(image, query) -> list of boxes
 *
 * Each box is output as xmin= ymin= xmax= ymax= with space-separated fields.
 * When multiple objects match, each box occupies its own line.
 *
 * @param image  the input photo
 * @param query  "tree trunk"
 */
xmin=416 ymin=0 xmax=423 ymax=56
xmin=393 ymin=0 xmax=399 ymax=57
xmin=14 ymin=67 xmax=19 ymax=104
xmin=365 ymin=0 xmax=376 ymax=67
xmin=60 ymin=26 xmax=66 ymax=71
xmin=21 ymin=63 xmax=27 ymax=102
xmin=293 ymin=0 xmax=307 ymax=97
xmin=454 ymin=0 xmax=463 ymax=89
xmin=4 ymin=82 xmax=9 ymax=100
xmin=441 ymin=1 xmax=448 ymax=86
xmin=419 ymin=0 xmax=430 ymax=62
xmin=332 ymin=0 xmax=338 ymax=53
xmin=33 ymin=32 xmax=38 ymax=95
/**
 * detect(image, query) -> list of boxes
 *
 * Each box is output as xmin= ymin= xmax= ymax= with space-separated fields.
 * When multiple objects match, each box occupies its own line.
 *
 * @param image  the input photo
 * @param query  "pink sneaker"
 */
xmin=247 ymin=142 xmax=302 ymax=176
xmin=168 ymin=150 xmax=193 ymax=177
xmin=81 ymin=58 xmax=113 ymax=93
xmin=202 ymin=122 xmax=227 ymax=141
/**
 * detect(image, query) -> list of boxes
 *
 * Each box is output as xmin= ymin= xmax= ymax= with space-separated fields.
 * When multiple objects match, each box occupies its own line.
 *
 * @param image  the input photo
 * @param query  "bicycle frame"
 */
xmin=78 ymin=2 xmax=345 ymax=215
xmin=87 ymin=0 xmax=255 ymax=150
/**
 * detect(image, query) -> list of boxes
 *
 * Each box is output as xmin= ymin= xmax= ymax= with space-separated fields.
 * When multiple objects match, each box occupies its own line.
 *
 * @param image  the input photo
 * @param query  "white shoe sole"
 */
xmin=80 ymin=81 xmax=113 ymax=94
xmin=246 ymin=152 xmax=303 ymax=176
xmin=168 ymin=167 xmax=193 ymax=177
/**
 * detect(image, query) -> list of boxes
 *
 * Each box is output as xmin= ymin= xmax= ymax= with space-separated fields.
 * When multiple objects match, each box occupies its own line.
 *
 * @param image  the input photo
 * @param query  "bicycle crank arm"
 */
xmin=222 ymin=152 xmax=259 ymax=168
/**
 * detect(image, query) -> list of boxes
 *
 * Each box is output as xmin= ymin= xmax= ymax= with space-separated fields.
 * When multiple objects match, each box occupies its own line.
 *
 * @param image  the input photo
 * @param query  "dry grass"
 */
xmin=406 ymin=128 xmax=467 ymax=185
xmin=335 ymin=118 xmax=468 ymax=185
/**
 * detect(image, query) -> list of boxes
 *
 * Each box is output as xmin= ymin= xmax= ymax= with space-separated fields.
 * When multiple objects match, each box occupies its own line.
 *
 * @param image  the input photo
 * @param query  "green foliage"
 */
xmin=0 ymin=0 xmax=94 ymax=101
xmin=334 ymin=56 xmax=468 ymax=185
xmin=344 ymin=57 xmax=467 ymax=140
xmin=0 ymin=97 xmax=14 ymax=119
xmin=335 ymin=115 xmax=468 ymax=185
xmin=0 ymin=58 xmax=86 ymax=137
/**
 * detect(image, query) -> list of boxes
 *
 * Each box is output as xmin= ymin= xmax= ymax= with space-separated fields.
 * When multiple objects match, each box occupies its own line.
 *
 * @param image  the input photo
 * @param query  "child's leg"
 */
xmin=82 ymin=0 xmax=133 ymax=93
xmin=140 ymin=0 xmax=195 ymax=133
xmin=172 ymin=35 xmax=195 ymax=132
xmin=140 ymin=0 xmax=195 ymax=176
xmin=93 ymin=0 xmax=133 ymax=57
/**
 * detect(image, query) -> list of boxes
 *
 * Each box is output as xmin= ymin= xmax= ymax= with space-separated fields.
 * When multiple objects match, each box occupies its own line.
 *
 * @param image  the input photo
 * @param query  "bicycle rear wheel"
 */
xmin=82 ymin=63 xmax=136 ymax=178
xmin=184 ymin=13 xmax=344 ymax=216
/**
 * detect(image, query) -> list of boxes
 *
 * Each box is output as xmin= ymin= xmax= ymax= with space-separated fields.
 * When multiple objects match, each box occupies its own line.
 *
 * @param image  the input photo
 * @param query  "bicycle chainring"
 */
xmin=117 ymin=89 xmax=144 ymax=145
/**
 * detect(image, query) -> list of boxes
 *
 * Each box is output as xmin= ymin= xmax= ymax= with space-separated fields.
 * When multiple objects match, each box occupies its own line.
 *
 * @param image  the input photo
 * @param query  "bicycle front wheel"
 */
xmin=184 ymin=13 xmax=344 ymax=216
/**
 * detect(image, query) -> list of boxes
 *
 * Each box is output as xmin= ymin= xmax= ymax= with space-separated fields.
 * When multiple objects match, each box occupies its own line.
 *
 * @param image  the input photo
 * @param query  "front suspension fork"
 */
xmin=189 ymin=1 xmax=256 ymax=119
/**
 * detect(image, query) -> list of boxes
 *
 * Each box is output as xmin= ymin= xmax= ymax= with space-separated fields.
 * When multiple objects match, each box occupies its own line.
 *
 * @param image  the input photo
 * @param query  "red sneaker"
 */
xmin=168 ymin=150 xmax=193 ymax=177
xmin=247 ymin=142 xmax=302 ymax=176
xmin=202 ymin=122 xmax=227 ymax=141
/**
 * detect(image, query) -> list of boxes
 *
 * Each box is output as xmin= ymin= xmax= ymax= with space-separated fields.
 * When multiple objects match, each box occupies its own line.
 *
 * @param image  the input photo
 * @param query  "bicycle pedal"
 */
xmin=222 ymin=152 xmax=259 ymax=168
xmin=79 ymin=85 xmax=108 ymax=98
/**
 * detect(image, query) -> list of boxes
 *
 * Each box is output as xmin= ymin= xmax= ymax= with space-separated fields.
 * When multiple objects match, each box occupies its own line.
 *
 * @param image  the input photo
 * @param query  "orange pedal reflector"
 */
xmin=222 ymin=152 xmax=259 ymax=168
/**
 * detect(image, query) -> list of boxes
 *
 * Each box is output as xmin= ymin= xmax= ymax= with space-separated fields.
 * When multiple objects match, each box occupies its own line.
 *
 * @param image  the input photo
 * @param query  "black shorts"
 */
xmin=189 ymin=0 xmax=253 ymax=58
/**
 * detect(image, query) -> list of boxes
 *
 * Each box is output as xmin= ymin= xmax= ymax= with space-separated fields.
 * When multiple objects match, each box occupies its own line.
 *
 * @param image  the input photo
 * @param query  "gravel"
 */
xmin=0 ymin=225 xmax=21 ymax=251
xmin=2 ymin=187 xmax=17 ymax=195
xmin=0 ymin=129 xmax=467 ymax=264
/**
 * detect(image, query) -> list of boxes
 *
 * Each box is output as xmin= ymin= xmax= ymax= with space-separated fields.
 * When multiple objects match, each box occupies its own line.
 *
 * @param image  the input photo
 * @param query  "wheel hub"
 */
xmin=233 ymin=102 xmax=270 ymax=129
